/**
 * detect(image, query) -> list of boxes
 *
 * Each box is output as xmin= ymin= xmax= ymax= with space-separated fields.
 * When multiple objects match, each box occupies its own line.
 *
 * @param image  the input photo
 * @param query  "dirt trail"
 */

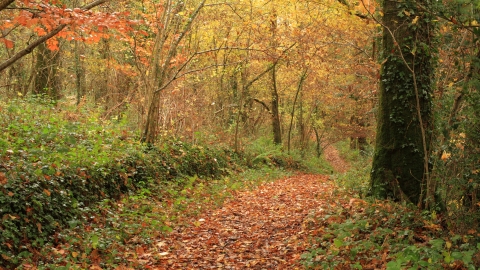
xmin=150 ymin=174 xmax=348 ymax=269
xmin=323 ymin=144 xmax=350 ymax=173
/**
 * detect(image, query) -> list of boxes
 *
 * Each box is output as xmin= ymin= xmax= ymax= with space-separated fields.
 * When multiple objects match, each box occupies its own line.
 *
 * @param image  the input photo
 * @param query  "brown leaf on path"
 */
xmin=89 ymin=249 xmax=101 ymax=265
xmin=136 ymin=245 xmax=145 ymax=256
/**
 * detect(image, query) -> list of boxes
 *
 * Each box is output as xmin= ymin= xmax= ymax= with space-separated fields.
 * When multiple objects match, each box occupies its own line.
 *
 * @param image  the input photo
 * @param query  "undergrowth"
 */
xmin=0 ymin=97 xmax=308 ymax=268
xmin=302 ymin=140 xmax=480 ymax=269
xmin=332 ymin=140 xmax=372 ymax=197
xmin=243 ymin=136 xmax=332 ymax=174
xmin=301 ymin=200 xmax=480 ymax=269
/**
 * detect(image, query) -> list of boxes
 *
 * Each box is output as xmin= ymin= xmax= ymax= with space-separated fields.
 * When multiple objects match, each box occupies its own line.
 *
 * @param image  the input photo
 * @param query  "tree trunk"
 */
xmin=33 ymin=43 xmax=62 ymax=101
xmin=271 ymin=65 xmax=282 ymax=145
xmin=74 ymin=40 xmax=86 ymax=105
xmin=141 ymin=0 xmax=206 ymax=144
xmin=288 ymin=69 xmax=308 ymax=153
xmin=370 ymin=0 xmax=434 ymax=206
xmin=142 ymin=90 xmax=161 ymax=144
xmin=269 ymin=3 xmax=282 ymax=145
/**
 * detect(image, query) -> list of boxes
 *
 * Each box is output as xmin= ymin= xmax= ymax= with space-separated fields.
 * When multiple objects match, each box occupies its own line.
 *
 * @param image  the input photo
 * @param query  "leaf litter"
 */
xmin=136 ymin=174 xmax=350 ymax=269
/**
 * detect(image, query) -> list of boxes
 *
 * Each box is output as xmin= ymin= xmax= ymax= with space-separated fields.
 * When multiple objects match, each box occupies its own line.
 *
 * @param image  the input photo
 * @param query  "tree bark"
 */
xmin=32 ymin=43 xmax=62 ymax=100
xmin=271 ymin=65 xmax=282 ymax=145
xmin=370 ymin=0 xmax=434 ymax=206
xmin=0 ymin=0 xmax=14 ymax=12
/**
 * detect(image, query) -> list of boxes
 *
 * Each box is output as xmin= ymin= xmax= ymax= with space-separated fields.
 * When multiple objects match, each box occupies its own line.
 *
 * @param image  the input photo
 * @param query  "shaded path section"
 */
xmin=152 ymin=174 xmax=346 ymax=269
xmin=323 ymin=144 xmax=350 ymax=173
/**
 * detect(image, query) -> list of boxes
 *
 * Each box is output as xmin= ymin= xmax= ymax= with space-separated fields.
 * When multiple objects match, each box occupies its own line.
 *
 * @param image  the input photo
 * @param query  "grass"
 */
xmin=331 ymin=140 xmax=372 ymax=197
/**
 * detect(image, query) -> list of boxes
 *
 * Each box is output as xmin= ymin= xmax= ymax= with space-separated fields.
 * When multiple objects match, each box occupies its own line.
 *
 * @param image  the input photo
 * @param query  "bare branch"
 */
xmin=252 ymin=98 xmax=271 ymax=112
xmin=244 ymin=42 xmax=297 ymax=90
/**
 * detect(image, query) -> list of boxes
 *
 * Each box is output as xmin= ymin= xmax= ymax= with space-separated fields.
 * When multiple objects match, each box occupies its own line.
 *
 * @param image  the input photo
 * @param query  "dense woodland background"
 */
xmin=0 ymin=0 xmax=480 ymax=268
xmin=1 ymin=0 xmax=378 ymax=147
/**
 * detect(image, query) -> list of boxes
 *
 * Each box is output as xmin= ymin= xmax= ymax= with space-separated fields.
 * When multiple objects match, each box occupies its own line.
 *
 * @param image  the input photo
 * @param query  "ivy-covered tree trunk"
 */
xmin=370 ymin=0 xmax=434 ymax=206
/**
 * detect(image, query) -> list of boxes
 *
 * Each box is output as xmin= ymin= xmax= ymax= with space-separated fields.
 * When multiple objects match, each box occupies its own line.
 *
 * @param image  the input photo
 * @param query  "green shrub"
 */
xmin=0 ymin=97 xmax=236 ymax=267
xmin=301 ymin=201 xmax=480 ymax=269
xmin=243 ymin=136 xmax=308 ymax=170
xmin=332 ymin=140 xmax=372 ymax=196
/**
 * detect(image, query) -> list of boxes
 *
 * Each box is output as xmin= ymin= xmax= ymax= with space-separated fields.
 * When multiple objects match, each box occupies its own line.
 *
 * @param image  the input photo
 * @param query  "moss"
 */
xmin=370 ymin=0 xmax=434 ymax=205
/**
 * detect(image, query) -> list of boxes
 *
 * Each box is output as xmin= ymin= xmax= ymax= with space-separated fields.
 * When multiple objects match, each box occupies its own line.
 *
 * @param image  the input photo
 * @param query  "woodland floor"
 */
xmin=323 ymin=144 xmax=350 ymax=173
xmin=148 ymin=174 xmax=348 ymax=269
xmin=123 ymin=149 xmax=352 ymax=269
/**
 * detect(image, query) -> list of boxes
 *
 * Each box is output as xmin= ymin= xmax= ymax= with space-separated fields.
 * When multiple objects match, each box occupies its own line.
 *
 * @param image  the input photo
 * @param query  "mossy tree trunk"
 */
xmin=370 ymin=0 xmax=435 ymax=206
xmin=271 ymin=65 xmax=282 ymax=145
xmin=33 ymin=43 xmax=62 ymax=101
xmin=462 ymin=50 xmax=480 ymax=211
xmin=270 ymin=5 xmax=282 ymax=145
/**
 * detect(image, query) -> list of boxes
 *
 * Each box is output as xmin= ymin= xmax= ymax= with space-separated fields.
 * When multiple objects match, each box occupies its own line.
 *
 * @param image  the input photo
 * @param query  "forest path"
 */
xmin=323 ymin=144 xmax=350 ymax=173
xmin=148 ymin=174 xmax=350 ymax=269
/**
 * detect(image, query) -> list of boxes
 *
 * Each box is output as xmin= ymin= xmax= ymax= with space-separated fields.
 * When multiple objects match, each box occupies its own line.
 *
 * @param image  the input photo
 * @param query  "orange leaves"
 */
xmin=149 ymin=174 xmax=339 ymax=268
xmin=43 ymin=189 xmax=51 ymax=196
xmin=0 ymin=38 xmax=13 ymax=48
xmin=0 ymin=0 xmax=137 ymax=53
xmin=441 ymin=151 xmax=451 ymax=162
xmin=0 ymin=172 xmax=6 ymax=185
xmin=34 ymin=27 xmax=47 ymax=36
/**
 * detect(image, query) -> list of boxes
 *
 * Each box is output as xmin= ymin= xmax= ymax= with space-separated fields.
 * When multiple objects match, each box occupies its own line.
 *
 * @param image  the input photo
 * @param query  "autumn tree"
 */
xmin=370 ymin=0 xmax=435 ymax=206
xmin=0 ymin=0 xmax=135 ymax=104
xmin=0 ymin=0 xmax=111 ymax=71
xmin=140 ymin=0 xmax=207 ymax=144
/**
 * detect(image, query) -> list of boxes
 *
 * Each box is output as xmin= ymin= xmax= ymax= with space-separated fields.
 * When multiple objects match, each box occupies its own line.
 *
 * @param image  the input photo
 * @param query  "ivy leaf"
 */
xmin=334 ymin=238 xmax=344 ymax=248
xmin=386 ymin=261 xmax=402 ymax=270
xmin=91 ymin=234 xmax=99 ymax=249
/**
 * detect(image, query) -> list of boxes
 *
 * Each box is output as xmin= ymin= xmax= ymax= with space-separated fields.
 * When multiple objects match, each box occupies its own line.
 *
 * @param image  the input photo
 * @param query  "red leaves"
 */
xmin=0 ymin=0 xmax=137 ymax=52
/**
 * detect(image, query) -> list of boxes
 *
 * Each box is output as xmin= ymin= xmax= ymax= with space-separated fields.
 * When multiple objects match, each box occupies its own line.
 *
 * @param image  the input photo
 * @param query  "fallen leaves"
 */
xmin=323 ymin=145 xmax=350 ymax=173
xmin=133 ymin=174 xmax=347 ymax=269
